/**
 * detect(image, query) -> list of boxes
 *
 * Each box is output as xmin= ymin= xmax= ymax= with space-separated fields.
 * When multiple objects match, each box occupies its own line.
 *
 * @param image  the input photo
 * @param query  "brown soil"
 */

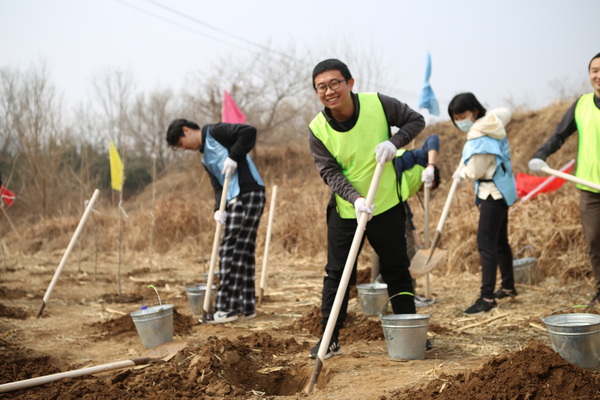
xmin=1 ymin=253 xmax=599 ymax=399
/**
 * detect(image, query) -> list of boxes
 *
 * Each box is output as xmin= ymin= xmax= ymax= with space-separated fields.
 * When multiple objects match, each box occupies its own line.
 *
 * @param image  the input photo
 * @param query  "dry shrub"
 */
xmin=2 ymin=100 xmax=593 ymax=285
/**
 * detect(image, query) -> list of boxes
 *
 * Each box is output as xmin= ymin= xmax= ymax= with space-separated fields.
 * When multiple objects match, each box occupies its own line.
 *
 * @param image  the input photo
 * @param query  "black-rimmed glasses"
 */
xmin=315 ymin=79 xmax=347 ymax=94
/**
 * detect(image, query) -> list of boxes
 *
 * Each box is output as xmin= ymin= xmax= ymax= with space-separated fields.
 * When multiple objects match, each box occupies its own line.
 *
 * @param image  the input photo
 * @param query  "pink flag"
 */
xmin=221 ymin=90 xmax=246 ymax=124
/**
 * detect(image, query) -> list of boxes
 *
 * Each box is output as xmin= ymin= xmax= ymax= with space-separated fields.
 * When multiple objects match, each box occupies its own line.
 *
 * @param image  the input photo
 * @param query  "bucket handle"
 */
xmin=378 ymin=292 xmax=434 ymax=322
xmin=515 ymin=245 xmax=534 ymax=257
xmin=540 ymin=305 xmax=600 ymax=323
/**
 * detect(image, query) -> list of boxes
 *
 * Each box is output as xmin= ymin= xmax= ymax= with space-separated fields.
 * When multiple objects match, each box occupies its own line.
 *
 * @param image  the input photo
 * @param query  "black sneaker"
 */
xmin=494 ymin=288 xmax=518 ymax=299
xmin=464 ymin=298 xmax=497 ymax=314
xmin=309 ymin=338 xmax=341 ymax=359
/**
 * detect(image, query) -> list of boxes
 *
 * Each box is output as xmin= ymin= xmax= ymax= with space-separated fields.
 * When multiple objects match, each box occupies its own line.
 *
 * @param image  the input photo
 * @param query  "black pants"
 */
xmin=478 ymin=196 xmax=514 ymax=299
xmin=321 ymin=202 xmax=416 ymax=331
xmin=579 ymin=189 xmax=600 ymax=292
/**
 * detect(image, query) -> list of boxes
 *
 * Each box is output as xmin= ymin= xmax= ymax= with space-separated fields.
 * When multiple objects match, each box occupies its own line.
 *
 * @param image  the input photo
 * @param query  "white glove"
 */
xmin=374 ymin=141 xmax=397 ymax=166
xmin=221 ymin=157 xmax=238 ymax=176
xmin=354 ymin=197 xmax=374 ymax=222
xmin=422 ymin=165 xmax=435 ymax=188
xmin=528 ymin=158 xmax=548 ymax=172
xmin=452 ymin=169 xmax=463 ymax=184
xmin=214 ymin=210 xmax=227 ymax=225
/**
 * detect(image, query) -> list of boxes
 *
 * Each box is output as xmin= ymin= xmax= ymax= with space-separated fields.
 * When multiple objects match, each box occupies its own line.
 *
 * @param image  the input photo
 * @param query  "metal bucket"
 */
xmin=513 ymin=245 xmax=537 ymax=285
xmin=357 ymin=283 xmax=389 ymax=316
xmin=380 ymin=314 xmax=430 ymax=360
xmin=542 ymin=310 xmax=600 ymax=369
xmin=185 ymin=284 xmax=216 ymax=315
xmin=513 ymin=257 xmax=536 ymax=285
xmin=130 ymin=304 xmax=174 ymax=348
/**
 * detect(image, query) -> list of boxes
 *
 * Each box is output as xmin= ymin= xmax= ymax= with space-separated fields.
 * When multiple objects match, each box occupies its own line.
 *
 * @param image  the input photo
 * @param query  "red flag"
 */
xmin=221 ymin=90 xmax=246 ymax=124
xmin=0 ymin=185 xmax=15 ymax=207
xmin=516 ymin=159 xmax=575 ymax=199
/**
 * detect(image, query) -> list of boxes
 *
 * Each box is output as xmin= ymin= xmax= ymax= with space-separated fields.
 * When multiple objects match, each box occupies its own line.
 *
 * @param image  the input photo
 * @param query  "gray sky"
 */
xmin=1 ymin=0 xmax=598 ymax=120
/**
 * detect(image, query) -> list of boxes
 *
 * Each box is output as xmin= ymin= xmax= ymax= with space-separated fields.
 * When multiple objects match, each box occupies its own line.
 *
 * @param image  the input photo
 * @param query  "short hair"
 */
xmin=165 ymin=119 xmax=200 ymax=147
xmin=589 ymin=52 xmax=600 ymax=71
xmin=312 ymin=59 xmax=353 ymax=90
xmin=447 ymin=92 xmax=487 ymax=125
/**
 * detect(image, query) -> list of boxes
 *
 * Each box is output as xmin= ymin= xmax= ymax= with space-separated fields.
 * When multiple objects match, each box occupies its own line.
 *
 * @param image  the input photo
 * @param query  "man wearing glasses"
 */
xmin=308 ymin=59 xmax=425 ymax=359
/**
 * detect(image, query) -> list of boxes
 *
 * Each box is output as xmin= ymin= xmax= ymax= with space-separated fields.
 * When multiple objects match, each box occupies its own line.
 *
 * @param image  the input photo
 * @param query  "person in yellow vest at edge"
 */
xmin=529 ymin=52 xmax=600 ymax=307
xmin=308 ymin=58 xmax=426 ymax=359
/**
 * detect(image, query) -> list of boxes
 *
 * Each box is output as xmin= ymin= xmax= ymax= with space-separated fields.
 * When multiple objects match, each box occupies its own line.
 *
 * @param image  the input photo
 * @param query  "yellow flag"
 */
xmin=109 ymin=140 xmax=124 ymax=191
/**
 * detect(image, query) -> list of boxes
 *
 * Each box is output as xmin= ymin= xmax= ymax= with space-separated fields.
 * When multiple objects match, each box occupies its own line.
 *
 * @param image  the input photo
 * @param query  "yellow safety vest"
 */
xmin=574 ymin=93 xmax=600 ymax=193
xmin=309 ymin=93 xmax=399 ymax=218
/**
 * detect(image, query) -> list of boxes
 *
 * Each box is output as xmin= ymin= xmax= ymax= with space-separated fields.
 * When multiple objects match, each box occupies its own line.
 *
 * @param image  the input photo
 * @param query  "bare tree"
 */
xmin=1 ymin=62 xmax=75 ymax=217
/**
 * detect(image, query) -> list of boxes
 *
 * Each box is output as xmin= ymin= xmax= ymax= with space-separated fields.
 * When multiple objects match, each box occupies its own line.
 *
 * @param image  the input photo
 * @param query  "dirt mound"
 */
xmin=387 ymin=340 xmax=600 ymax=400
xmin=0 ymin=332 xmax=309 ymax=399
xmin=87 ymin=309 xmax=196 ymax=340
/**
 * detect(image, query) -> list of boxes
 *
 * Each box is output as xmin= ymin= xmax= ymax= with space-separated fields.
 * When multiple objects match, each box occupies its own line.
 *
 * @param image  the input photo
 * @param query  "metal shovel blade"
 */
xmin=409 ymin=248 xmax=447 ymax=279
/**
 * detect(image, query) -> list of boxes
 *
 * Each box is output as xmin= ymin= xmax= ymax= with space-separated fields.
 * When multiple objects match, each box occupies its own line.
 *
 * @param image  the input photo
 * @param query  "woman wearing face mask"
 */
xmin=448 ymin=92 xmax=518 ymax=314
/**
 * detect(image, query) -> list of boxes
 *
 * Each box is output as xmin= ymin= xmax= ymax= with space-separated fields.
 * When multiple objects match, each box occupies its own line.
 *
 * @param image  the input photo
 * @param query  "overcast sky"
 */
xmin=1 ymin=0 xmax=598 ymax=121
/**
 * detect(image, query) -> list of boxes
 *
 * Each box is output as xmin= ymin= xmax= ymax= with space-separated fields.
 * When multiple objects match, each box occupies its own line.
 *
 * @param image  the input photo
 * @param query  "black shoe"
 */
xmin=494 ymin=288 xmax=518 ymax=299
xmin=309 ymin=337 xmax=341 ymax=360
xmin=589 ymin=292 xmax=600 ymax=307
xmin=464 ymin=298 xmax=497 ymax=314
xmin=425 ymin=339 xmax=432 ymax=350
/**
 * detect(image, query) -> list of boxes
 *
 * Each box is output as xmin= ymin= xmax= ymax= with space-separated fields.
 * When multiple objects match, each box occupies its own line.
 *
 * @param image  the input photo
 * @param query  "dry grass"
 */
xmin=2 ymin=100 xmax=594 ymax=288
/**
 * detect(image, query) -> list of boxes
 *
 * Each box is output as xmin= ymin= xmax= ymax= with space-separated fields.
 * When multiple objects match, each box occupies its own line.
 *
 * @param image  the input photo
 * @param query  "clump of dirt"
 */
xmin=0 ymin=286 xmax=28 ymax=300
xmin=98 ymin=293 xmax=143 ymax=304
xmin=286 ymin=306 xmax=384 ymax=341
xmin=0 ymin=332 xmax=310 ymax=399
xmin=88 ymin=309 xmax=196 ymax=341
xmin=428 ymin=322 xmax=453 ymax=335
xmin=0 ymin=304 xmax=28 ymax=319
xmin=387 ymin=340 xmax=600 ymax=400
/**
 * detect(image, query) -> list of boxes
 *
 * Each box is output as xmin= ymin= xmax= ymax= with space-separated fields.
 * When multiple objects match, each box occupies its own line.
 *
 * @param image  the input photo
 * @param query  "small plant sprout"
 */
xmin=147 ymin=284 xmax=163 ymax=306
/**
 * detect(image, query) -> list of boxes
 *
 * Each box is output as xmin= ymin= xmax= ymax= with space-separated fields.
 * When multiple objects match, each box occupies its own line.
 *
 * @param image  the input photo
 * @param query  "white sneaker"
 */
xmin=414 ymin=295 xmax=435 ymax=308
xmin=208 ymin=311 xmax=239 ymax=324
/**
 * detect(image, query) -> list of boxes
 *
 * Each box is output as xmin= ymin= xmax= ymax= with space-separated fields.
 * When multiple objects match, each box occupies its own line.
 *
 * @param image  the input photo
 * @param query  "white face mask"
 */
xmin=455 ymin=118 xmax=474 ymax=132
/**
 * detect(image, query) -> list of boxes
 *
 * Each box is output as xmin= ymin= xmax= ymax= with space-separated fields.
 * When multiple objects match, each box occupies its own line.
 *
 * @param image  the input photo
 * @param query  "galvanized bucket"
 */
xmin=357 ymin=282 xmax=389 ymax=316
xmin=185 ymin=284 xmax=216 ymax=315
xmin=130 ymin=304 xmax=174 ymax=349
xmin=513 ymin=245 xmax=537 ymax=285
xmin=380 ymin=313 xmax=430 ymax=360
xmin=542 ymin=307 xmax=600 ymax=369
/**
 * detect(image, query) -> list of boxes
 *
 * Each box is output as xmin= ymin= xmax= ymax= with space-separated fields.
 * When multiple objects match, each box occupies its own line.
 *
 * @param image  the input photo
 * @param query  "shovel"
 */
xmin=0 ymin=341 xmax=187 ymax=393
xmin=199 ymin=174 xmax=231 ymax=324
xmin=258 ymin=185 xmax=278 ymax=304
xmin=306 ymin=162 xmax=383 ymax=394
xmin=540 ymin=165 xmax=600 ymax=192
xmin=410 ymin=178 xmax=460 ymax=278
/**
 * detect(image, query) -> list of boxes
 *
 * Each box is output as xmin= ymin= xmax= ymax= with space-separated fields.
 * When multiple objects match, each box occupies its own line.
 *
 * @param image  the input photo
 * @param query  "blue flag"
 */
xmin=418 ymin=51 xmax=440 ymax=116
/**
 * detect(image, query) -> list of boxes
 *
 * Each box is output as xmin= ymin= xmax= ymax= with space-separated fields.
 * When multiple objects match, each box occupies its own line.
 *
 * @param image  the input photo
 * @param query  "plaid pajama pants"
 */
xmin=215 ymin=189 xmax=265 ymax=315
